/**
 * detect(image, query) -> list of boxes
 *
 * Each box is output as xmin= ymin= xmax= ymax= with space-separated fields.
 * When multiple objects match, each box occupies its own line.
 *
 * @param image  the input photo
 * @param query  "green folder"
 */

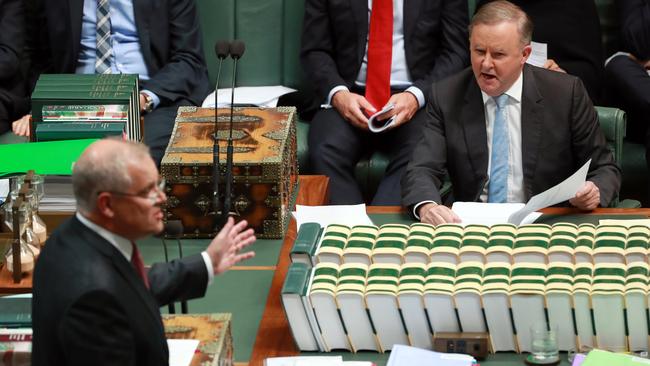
xmin=0 ymin=139 xmax=98 ymax=176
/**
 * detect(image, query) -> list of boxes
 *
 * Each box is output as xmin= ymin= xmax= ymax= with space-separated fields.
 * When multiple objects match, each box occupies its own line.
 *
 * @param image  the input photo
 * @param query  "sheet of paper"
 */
xmin=508 ymin=159 xmax=591 ymax=225
xmin=292 ymin=204 xmax=373 ymax=229
xmin=387 ymin=344 xmax=475 ymax=366
xmin=367 ymin=103 xmax=396 ymax=133
xmin=452 ymin=201 xmax=541 ymax=226
xmin=202 ymin=85 xmax=297 ymax=108
xmin=264 ymin=356 xmax=343 ymax=366
xmin=0 ymin=179 xmax=8 ymax=204
xmin=599 ymin=219 xmax=650 ymax=228
xmin=167 ymin=339 xmax=199 ymax=366
xmin=527 ymin=41 xmax=548 ymax=67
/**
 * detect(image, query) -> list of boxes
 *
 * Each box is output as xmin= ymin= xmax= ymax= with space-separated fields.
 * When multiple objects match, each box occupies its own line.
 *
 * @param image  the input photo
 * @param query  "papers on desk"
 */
xmin=292 ymin=204 xmax=374 ymax=229
xmin=526 ymin=41 xmax=548 ymax=67
xmin=599 ymin=219 xmax=650 ymax=227
xmin=386 ymin=345 xmax=475 ymax=366
xmin=167 ymin=339 xmax=199 ymax=366
xmin=264 ymin=356 xmax=373 ymax=366
xmin=202 ymin=86 xmax=297 ymax=108
xmin=452 ymin=159 xmax=591 ymax=225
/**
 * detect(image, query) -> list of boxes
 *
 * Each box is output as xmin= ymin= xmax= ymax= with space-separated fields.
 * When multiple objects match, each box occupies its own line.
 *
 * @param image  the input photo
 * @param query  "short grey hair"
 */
xmin=470 ymin=0 xmax=533 ymax=46
xmin=72 ymin=140 xmax=151 ymax=213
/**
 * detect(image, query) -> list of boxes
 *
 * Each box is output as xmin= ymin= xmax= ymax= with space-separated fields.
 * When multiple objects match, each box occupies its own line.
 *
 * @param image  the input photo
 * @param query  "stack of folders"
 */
xmin=283 ymin=222 xmax=650 ymax=354
xmin=30 ymin=74 xmax=141 ymax=142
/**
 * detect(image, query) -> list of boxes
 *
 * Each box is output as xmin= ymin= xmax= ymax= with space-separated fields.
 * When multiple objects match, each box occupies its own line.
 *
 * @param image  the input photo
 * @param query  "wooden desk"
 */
xmin=248 ymin=205 xmax=650 ymax=365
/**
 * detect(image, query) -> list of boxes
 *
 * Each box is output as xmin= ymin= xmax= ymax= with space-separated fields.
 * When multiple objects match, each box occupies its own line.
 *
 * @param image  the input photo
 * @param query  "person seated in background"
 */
xmin=476 ymin=0 xmax=606 ymax=104
xmin=300 ymin=0 xmax=469 ymax=205
xmin=0 ymin=0 xmax=29 ymax=135
xmin=604 ymin=0 xmax=650 ymax=171
xmin=401 ymin=0 xmax=621 ymax=225
xmin=31 ymin=139 xmax=256 ymax=366
xmin=12 ymin=0 xmax=210 ymax=166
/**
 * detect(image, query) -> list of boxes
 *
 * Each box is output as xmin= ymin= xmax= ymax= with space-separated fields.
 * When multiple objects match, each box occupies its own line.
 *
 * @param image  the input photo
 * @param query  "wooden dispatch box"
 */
xmin=160 ymin=106 xmax=298 ymax=239
xmin=163 ymin=313 xmax=233 ymax=366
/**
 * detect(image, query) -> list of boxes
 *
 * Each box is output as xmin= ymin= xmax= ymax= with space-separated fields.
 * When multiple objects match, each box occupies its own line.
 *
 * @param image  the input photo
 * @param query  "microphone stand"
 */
xmin=213 ymin=41 xmax=230 ymax=232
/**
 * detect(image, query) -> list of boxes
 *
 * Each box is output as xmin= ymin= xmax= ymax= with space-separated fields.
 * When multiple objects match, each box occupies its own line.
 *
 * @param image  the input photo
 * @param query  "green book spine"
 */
xmin=282 ymin=262 xmax=310 ymax=295
xmin=291 ymin=223 xmax=323 ymax=257
xmin=0 ymin=297 xmax=32 ymax=327
xmin=35 ymin=122 xmax=125 ymax=141
xmin=34 ymin=84 xmax=136 ymax=93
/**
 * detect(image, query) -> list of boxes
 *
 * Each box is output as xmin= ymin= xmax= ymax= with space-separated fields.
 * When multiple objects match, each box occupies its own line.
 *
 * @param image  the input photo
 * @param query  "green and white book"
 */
xmin=486 ymin=223 xmax=516 ymax=263
xmin=372 ymin=224 xmax=409 ymax=265
xmin=430 ymin=224 xmax=463 ymax=264
xmin=548 ymin=223 xmax=578 ymax=263
xmin=290 ymin=222 xmax=323 ymax=267
xmin=593 ymin=225 xmax=627 ymax=264
xmin=404 ymin=223 xmax=434 ymax=264
xmin=545 ymin=262 xmax=577 ymax=351
xmin=509 ymin=262 xmax=547 ymax=352
xmin=625 ymin=262 xmax=649 ymax=352
xmin=591 ymin=262 xmax=626 ymax=351
xmin=335 ymin=263 xmax=379 ymax=352
xmin=423 ymin=262 xmax=459 ymax=333
xmin=460 ymin=224 xmax=489 ymax=263
xmin=397 ymin=262 xmax=431 ymax=350
xmin=573 ymin=262 xmax=595 ymax=350
xmin=454 ymin=261 xmax=486 ymax=333
xmin=281 ymin=262 xmax=321 ymax=351
xmin=309 ymin=262 xmax=350 ymax=351
xmin=513 ymin=224 xmax=551 ymax=264
xmin=365 ymin=263 xmax=408 ymax=351
xmin=625 ymin=225 xmax=650 ymax=264
xmin=575 ymin=223 xmax=596 ymax=264
xmin=316 ymin=224 xmax=351 ymax=265
xmin=342 ymin=225 xmax=378 ymax=266
xmin=482 ymin=262 xmax=517 ymax=352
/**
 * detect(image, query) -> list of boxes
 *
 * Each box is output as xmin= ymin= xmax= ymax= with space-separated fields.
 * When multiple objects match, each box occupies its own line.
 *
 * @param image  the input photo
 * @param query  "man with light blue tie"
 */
xmin=401 ymin=0 xmax=621 ymax=225
xmin=19 ymin=0 xmax=210 ymax=165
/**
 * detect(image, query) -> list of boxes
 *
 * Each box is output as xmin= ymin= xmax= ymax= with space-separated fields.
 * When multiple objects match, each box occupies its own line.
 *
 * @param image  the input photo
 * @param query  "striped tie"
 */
xmin=95 ymin=0 xmax=112 ymax=74
xmin=487 ymin=94 xmax=509 ymax=203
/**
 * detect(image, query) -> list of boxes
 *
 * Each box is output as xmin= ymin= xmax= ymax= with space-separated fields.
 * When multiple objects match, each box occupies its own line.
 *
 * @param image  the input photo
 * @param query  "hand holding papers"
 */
xmin=367 ymin=103 xmax=396 ymax=133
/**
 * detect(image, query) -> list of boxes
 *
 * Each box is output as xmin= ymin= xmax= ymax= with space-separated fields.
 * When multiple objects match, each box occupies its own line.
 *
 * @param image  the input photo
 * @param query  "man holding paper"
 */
xmin=301 ymin=0 xmax=469 ymax=205
xmin=402 ymin=0 xmax=620 ymax=225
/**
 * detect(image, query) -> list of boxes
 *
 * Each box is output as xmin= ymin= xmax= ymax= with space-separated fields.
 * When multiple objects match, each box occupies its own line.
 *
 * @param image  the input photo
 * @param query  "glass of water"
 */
xmin=530 ymin=322 xmax=559 ymax=364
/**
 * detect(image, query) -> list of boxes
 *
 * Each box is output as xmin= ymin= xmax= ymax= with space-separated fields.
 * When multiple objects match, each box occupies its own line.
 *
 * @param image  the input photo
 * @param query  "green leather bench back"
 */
xmin=196 ymin=0 xmax=305 ymax=88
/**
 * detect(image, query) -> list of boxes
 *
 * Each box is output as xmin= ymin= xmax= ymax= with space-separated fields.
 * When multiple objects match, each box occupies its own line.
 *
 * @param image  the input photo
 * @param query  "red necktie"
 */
xmin=365 ymin=0 xmax=393 ymax=110
xmin=131 ymin=242 xmax=150 ymax=289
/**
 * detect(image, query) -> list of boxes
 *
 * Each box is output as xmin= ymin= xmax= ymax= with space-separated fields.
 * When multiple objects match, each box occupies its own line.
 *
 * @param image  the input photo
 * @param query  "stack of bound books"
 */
xmin=30 ymin=74 xmax=141 ymax=142
xmin=283 ymin=222 xmax=650 ymax=354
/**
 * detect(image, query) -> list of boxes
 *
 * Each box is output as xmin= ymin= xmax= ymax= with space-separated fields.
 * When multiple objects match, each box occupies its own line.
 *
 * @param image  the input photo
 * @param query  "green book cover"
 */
xmin=291 ymin=223 xmax=322 ymax=257
xmin=0 ymin=139 xmax=98 ymax=176
xmin=282 ymin=262 xmax=310 ymax=295
xmin=0 ymin=297 xmax=31 ymax=327
xmin=35 ymin=122 xmax=125 ymax=141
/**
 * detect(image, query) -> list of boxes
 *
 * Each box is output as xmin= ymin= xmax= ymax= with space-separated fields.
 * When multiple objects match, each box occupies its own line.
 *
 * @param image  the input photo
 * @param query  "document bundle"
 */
xmin=283 ymin=221 xmax=650 ymax=354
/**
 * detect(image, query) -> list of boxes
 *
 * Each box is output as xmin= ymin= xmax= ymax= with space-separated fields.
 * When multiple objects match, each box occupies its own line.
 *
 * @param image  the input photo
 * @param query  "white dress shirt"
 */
xmin=76 ymin=212 xmax=214 ymax=284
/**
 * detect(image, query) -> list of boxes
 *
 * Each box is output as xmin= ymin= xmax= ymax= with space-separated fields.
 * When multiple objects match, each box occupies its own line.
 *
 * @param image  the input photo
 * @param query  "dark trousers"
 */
xmin=308 ymin=106 xmax=426 ymax=205
xmin=143 ymin=99 xmax=193 ymax=166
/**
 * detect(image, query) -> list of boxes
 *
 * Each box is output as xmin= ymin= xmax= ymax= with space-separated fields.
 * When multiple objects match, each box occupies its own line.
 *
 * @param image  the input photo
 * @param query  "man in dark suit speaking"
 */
xmin=401 ymin=0 xmax=621 ymax=225
xmin=31 ymin=139 xmax=255 ymax=366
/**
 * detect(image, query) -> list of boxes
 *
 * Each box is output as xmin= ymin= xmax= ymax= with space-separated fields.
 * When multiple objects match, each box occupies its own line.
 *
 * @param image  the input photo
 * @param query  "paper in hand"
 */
xmin=367 ymin=103 xmax=396 ymax=133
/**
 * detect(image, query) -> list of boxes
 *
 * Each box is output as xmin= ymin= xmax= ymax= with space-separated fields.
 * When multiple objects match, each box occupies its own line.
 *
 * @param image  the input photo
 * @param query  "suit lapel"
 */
xmin=350 ymin=0 xmax=368 ymax=67
xmin=73 ymin=217 xmax=165 ymax=336
xmin=520 ymin=65 xmax=544 ymax=200
xmin=403 ymin=0 xmax=422 ymax=43
xmin=461 ymin=77 xmax=490 ymax=194
xmin=68 ymin=0 xmax=84 ymax=61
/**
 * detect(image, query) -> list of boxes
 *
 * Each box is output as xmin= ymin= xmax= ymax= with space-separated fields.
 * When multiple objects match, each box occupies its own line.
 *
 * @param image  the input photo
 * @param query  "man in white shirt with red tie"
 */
xmin=301 ymin=0 xmax=469 ymax=205
xmin=31 ymin=139 xmax=256 ymax=366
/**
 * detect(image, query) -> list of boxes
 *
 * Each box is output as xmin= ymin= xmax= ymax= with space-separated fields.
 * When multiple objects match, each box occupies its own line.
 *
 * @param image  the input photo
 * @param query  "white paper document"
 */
xmin=292 ymin=204 xmax=373 ymax=229
xmin=264 ymin=356 xmax=343 ymax=366
xmin=599 ymin=219 xmax=650 ymax=228
xmin=387 ymin=344 xmax=475 ymax=366
xmin=367 ymin=103 xmax=396 ymax=133
xmin=167 ymin=339 xmax=199 ymax=366
xmin=202 ymin=85 xmax=297 ymax=108
xmin=507 ymin=159 xmax=591 ymax=225
xmin=452 ymin=202 xmax=541 ymax=226
xmin=526 ymin=41 xmax=548 ymax=67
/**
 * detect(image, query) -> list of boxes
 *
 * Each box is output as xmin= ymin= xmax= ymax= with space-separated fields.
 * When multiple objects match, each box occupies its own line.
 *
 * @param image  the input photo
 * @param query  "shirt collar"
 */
xmin=76 ymin=212 xmax=133 ymax=261
xmin=481 ymin=70 xmax=524 ymax=105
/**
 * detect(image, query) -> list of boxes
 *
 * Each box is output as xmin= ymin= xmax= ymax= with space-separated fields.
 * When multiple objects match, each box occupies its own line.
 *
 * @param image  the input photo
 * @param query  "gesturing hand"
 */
xmin=206 ymin=217 xmax=256 ymax=275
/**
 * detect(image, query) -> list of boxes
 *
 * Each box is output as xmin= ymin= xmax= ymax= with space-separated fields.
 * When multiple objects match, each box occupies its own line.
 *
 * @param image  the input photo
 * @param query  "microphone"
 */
xmin=223 ymin=40 xmax=245 ymax=223
xmin=212 ymin=40 xmax=231 ymax=232
xmin=155 ymin=221 xmax=183 ymax=313
xmin=163 ymin=220 xmax=189 ymax=313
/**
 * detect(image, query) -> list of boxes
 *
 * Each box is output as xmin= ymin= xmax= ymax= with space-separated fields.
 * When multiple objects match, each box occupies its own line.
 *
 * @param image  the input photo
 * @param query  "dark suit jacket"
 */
xmin=300 ymin=0 xmax=469 ymax=103
xmin=29 ymin=0 xmax=209 ymax=106
xmin=32 ymin=216 xmax=209 ymax=366
xmin=619 ymin=0 xmax=650 ymax=60
xmin=402 ymin=65 xmax=621 ymax=211
xmin=0 ymin=0 xmax=27 ymax=133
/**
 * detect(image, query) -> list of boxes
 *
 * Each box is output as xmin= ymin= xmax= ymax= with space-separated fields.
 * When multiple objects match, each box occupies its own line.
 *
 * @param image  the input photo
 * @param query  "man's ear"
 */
xmin=521 ymin=44 xmax=532 ymax=64
xmin=96 ymin=192 xmax=116 ymax=219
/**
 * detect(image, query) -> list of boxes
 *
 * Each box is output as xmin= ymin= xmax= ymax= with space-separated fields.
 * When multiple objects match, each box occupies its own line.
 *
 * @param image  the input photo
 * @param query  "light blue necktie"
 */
xmin=95 ymin=0 xmax=113 ymax=74
xmin=488 ymin=94 xmax=509 ymax=203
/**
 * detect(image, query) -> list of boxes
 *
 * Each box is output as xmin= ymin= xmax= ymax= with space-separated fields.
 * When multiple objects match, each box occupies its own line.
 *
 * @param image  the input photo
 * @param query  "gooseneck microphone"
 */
xmin=212 ymin=40 xmax=231 ymax=231
xmin=156 ymin=221 xmax=185 ymax=314
xmin=223 ymin=40 xmax=246 ymax=223
xmin=164 ymin=220 xmax=188 ymax=313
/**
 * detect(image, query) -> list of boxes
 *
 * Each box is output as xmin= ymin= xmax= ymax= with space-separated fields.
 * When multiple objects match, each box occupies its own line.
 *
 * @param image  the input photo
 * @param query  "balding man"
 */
xmin=32 ymin=139 xmax=256 ymax=366
xmin=401 ymin=0 xmax=620 ymax=225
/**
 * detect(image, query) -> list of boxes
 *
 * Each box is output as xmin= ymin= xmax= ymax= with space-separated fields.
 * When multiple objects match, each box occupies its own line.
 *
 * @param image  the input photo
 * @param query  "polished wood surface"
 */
xmin=249 ymin=175 xmax=329 ymax=365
